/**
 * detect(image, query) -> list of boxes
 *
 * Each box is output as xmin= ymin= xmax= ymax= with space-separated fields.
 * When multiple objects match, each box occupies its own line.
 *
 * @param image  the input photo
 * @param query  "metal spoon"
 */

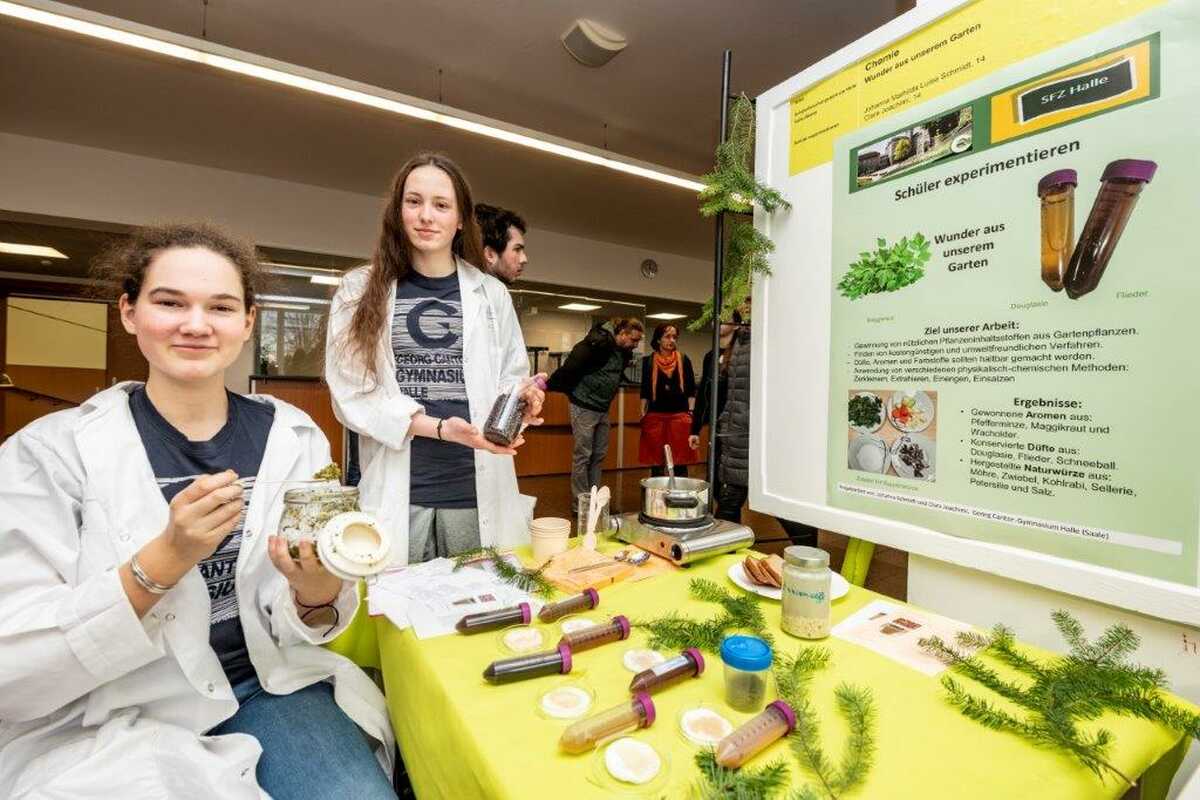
xmin=615 ymin=549 xmax=651 ymax=566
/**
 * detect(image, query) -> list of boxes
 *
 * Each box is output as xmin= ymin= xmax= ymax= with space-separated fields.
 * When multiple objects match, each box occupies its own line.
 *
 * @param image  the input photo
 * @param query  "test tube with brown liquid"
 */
xmin=714 ymin=700 xmax=797 ymax=768
xmin=1063 ymin=159 xmax=1157 ymax=299
xmin=629 ymin=648 xmax=705 ymax=694
xmin=559 ymin=692 xmax=656 ymax=753
xmin=455 ymin=602 xmax=531 ymax=634
xmin=537 ymin=588 xmax=599 ymax=623
xmin=557 ymin=615 xmax=630 ymax=654
xmin=1038 ymin=169 xmax=1077 ymax=291
xmin=483 ymin=643 xmax=572 ymax=684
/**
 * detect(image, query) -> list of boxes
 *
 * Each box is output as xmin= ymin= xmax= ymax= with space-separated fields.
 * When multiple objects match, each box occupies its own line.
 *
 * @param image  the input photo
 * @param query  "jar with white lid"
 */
xmin=780 ymin=546 xmax=831 ymax=639
xmin=279 ymin=485 xmax=391 ymax=580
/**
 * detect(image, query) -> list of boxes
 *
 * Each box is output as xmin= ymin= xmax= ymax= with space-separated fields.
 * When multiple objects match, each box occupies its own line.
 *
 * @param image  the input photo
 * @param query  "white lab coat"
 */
xmin=325 ymin=259 xmax=533 ymax=565
xmin=0 ymin=384 xmax=395 ymax=799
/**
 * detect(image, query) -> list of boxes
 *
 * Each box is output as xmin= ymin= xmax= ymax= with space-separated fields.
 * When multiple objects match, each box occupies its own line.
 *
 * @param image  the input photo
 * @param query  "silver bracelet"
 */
xmin=130 ymin=552 xmax=173 ymax=595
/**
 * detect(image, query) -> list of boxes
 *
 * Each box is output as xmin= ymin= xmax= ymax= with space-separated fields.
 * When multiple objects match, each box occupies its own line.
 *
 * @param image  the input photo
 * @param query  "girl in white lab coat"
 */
xmin=326 ymin=152 xmax=543 ymax=564
xmin=0 ymin=223 xmax=396 ymax=799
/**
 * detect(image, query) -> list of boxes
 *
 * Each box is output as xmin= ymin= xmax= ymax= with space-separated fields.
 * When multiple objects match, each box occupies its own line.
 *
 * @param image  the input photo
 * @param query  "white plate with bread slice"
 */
xmin=728 ymin=555 xmax=850 ymax=601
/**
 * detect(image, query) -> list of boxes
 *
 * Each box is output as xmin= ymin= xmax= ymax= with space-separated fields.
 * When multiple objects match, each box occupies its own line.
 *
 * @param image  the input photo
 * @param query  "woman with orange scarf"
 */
xmin=638 ymin=323 xmax=697 ymax=476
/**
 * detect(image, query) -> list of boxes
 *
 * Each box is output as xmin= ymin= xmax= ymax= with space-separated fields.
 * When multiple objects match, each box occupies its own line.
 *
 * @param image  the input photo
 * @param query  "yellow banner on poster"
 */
xmin=989 ymin=38 xmax=1153 ymax=143
xmin=788 ymin=0 xmax=1165 ymax=175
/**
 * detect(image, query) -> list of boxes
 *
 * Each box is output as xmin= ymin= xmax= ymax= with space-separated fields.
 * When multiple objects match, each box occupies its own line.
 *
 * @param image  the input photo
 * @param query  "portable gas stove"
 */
xmin=611 ymin=512 xmax=755 ymax=565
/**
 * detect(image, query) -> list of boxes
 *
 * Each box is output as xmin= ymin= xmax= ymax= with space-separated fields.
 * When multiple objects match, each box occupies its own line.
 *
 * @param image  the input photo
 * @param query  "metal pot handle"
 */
xmin=664 ymin=494 xmax=700 ymax=509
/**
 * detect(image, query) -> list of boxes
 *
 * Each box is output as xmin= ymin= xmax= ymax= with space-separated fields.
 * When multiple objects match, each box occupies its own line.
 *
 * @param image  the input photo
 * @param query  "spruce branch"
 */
xmin=789 ymin=695 xmax=838 ymax=800
xmin=833 ymin=684 xmax=877 ymax=795
xmin=922 ymin=610 xmax=1200 ymax=789
xmin=774 ymin=650 xmax=878 ymax=799
xmin=787 ymin=787 xmax=824 ymax=800
xmin=693 ymin=750 xmax=790 ymax=799
xmin=775 ymin=648 xmax=832 ymax=705
xmin=452 ymin=546 xmax=556 ymax=598
xmin=919 ymin=634 xmax=1032 ymax=710
xmin=634 ymin=579 xmax=773 ymax=652
xmin=985 ymin=631 xmax=1047 ymax=680
xmin=1051 ymin=609 xmax=1088 ymax=653
xmin=689 ymin=94 xmax=791 ymax=332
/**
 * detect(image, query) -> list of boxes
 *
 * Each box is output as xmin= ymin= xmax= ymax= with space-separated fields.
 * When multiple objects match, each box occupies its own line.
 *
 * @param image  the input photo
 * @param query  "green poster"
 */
xmin=826 ymin=6 xmax=1199 ymax=585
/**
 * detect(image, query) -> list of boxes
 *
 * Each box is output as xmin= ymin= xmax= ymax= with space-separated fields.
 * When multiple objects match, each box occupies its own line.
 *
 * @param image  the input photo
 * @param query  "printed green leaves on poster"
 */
xmin=824 ymin=2 xmax=1200 ymax=585
xmin=837 ymin=234 xmax=931 ymax=300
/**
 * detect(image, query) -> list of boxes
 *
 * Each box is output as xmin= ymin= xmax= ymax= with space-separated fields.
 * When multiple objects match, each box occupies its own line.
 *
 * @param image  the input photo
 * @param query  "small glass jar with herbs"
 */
xmin=278 ymin=485 xmax=360 ymax=560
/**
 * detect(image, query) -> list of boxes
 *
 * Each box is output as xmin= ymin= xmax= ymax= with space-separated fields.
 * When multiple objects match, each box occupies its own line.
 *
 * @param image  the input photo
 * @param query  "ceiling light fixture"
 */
xmin=646 ymin=312 xmax=686 ymax=320
xmin=0 ymin=242 xmax=68 ymax=258
xmin=259 ymin=302 xmax=311 ymax=311
xmin=558 ymin=302 xmax=602 ymax=312
xmin=258 ymin=293 xmax=330 ymax=306
xmin=510 ymin=289 xmax=642 ymax=308
xmin=0 ymin=0 xmax=705 ymax=193
xmin=262 ymin=262 xmax=344 ymax=286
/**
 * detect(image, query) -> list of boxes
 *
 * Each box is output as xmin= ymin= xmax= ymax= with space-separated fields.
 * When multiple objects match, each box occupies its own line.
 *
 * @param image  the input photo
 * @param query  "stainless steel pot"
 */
xmin=639 ymin=476 xmax=710 ymax=524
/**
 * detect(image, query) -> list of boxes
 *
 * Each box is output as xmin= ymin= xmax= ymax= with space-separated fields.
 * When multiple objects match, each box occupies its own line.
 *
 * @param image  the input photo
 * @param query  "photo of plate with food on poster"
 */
xmin=890 ymin=433 xmax=936 ymax=481
xmin=848 ymin=432 xmax=889 ymax=474
xmin=848 ymin=390 xmax=886 ymax=433
xmin=887 ymin=390 xmax=935 ymax=433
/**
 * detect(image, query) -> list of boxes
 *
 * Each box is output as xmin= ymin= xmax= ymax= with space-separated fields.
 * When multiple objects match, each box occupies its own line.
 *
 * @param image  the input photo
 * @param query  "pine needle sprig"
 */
xmin=689 ymin=94 xmax=791 ymax=332
xmin=921 ymin=634 xmax=1034 ymax=710
xmin=774 ymin=647 xmax=832 ymax=703
xmin=452 ymin=546 xmax=556 ymax=598
xmin=693 ymin=750 xmax=790 ymax=799
xmin=976 ymin=627 xmax=1047 ymax=680
xmin=773 ymin=650 xmax=878 ymax=799
xmin=634 ymin=578 xmax=773 ymax=652
xmin=920 ymin=610 xmax=1200 ymax=788
xmin=790 ymin=695 xmax=837 ymax=800
xmin=787 ymin=787 xmax=824 ymax=800
xmin=833 ymin=684 xmax=877 ymax=796
xmin=698 ymin=95 xmax=788 ymax=218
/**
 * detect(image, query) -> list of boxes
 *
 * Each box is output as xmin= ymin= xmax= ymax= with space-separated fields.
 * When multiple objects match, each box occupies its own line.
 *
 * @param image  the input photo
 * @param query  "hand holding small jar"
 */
xmin=519 ymin=372 xmax=548 ymax=427
xmin=267 ymin=535 xmax=345 ymax=609
xmin=442 ymin=416 xmax=524 ymax=455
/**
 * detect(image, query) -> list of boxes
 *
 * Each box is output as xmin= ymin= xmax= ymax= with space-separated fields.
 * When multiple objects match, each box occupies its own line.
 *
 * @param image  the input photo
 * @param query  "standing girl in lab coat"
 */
xmin=326 ymin=152 xmax=543 ymax=564
xmin=0 ymin=223 xmax=396 ymax=799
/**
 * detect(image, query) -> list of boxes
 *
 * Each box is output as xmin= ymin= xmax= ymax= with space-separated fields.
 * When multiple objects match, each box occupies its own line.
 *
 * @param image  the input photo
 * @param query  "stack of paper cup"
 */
xmin=530 ymin=517 xmax=571 ymax=564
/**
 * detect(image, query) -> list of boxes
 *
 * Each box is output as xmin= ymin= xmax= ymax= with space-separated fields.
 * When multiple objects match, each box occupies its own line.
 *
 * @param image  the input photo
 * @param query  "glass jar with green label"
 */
xmin=781 ymin=546 xmax=831 ymax=639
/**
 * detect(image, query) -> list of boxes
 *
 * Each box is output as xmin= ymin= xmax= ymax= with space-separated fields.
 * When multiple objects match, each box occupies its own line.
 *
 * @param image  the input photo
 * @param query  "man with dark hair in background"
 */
xmin=547 ymin=317 xmax=644 ymax=506
xmin=475 ymin=203 xmax=528 ymax=285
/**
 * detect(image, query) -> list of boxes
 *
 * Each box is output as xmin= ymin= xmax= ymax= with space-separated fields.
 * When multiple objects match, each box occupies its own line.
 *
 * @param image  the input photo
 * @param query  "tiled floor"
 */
xmin=519 ymin=468 xmax=907 ymax=601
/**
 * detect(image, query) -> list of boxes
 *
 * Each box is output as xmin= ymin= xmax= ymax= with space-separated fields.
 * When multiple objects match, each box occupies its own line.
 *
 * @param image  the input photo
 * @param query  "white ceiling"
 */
xmin=1 ymin=1 xmax=901 ymax=259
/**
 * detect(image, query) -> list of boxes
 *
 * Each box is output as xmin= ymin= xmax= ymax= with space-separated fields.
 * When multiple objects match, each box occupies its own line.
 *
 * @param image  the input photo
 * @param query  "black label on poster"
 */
xmin=1017 ymin=57 xmax=1135 ymax=123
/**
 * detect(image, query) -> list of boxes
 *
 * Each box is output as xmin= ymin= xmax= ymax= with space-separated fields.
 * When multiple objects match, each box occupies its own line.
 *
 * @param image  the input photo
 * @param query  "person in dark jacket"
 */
xmin=639 ymin=323 xmax=696 ymax=477
xmin=689 ymin=311 xmax=741 ymax=493
xmin=713 ymin=302 xmax=817 ymax=547
xmin=547 ymin=317 xmax=644 ymax=502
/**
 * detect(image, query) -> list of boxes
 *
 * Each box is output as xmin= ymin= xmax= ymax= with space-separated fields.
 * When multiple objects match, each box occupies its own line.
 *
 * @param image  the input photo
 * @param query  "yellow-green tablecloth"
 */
xmin=330 ymin=551 xmax=1190 ymax=799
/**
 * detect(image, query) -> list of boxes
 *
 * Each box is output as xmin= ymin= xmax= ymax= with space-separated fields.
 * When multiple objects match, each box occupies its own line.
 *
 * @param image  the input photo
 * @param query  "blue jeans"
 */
xmin=208 ymin=676 xmax=396 ymax=800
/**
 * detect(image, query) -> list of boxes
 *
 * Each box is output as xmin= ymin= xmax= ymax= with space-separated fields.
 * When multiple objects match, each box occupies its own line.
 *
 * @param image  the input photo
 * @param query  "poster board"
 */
xmin=752 ymin=0 xmax=1200 ymax=624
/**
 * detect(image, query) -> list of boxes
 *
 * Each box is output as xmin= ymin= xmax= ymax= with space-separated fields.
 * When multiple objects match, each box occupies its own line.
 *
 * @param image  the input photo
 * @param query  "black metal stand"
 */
xmin=706 ymin=50 xmax=732 ymax=514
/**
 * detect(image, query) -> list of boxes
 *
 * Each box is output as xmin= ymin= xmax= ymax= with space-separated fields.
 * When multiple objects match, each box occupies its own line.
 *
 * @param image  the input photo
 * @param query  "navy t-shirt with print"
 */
xmin=129 ymin=387 xmax=275 ymax=687
xmin=391 ymin=271 xmax=477 ymax=507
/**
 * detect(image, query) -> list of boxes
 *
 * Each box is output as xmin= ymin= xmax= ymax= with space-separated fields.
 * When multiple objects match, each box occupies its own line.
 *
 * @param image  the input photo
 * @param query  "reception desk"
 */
xmin=512 ymin=385 xmax=707 ymax=477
